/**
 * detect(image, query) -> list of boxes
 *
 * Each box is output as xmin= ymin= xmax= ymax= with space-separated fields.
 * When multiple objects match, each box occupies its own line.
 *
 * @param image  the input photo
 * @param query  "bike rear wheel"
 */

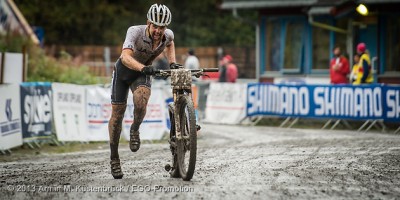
xmin=177 ymin=95 xmax=197 ymax=181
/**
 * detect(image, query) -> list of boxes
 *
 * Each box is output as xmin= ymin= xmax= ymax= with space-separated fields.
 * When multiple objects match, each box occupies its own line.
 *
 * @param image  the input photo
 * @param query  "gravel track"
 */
xmin=1 ymin=124 xmax=399 ymax=199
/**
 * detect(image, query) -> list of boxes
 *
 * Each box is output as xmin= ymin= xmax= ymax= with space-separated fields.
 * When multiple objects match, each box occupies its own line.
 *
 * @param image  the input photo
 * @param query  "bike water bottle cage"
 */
xmin=171 ymin=68 xmax=192 ymax=90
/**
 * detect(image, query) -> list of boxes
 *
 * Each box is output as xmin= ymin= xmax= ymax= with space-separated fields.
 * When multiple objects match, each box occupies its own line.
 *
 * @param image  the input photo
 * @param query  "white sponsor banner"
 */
xmin=3 ymin=53 xmax=23 ymax=84
xmin=274 ymin=77 xmax=330 ymax=85
xmin=85 ymin=86 xmax=111 ymax=141
xmin=122 ymin=86 xmax=168 ymax=141
xmin=52 ymin=83 xmax=88 ymax=141
xmin=204 ymin=83 xmax=247 ymax=124
xmin=0 ymin=84 xmax=23 ymax=150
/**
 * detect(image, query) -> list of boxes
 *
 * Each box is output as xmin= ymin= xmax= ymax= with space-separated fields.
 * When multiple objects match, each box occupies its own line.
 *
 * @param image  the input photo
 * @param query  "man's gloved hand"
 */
xmin=170 ymin=63 xmax=183 ymax=69
xmin=141 ymin=66 xmax=154 ymax=75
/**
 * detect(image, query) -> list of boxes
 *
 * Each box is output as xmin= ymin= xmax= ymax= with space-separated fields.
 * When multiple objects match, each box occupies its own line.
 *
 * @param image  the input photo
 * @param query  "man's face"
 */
xmin=148 ymin=22 xmax=166 ymax=42
xmin=333 ymin=47 xmax=341 ymax=57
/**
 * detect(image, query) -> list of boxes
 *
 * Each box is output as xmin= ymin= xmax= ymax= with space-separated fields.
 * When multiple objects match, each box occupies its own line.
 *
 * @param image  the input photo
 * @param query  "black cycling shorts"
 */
xmin=110 ymin=58 xmax=152 ymax=104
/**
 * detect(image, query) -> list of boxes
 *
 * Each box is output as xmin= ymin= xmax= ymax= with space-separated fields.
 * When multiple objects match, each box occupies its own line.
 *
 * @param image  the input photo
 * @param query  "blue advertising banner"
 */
xmin=20 ymin=82 xmax=53 ymax=139
xmin=247 ymin=84 xmax=400 ymax=122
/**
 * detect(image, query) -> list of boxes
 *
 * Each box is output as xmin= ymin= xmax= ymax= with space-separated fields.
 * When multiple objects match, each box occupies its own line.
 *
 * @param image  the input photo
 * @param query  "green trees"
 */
xmin=1 ymin=34 xmax=98 ymax=84
xmin=14 ymin=0 xmax=256 ymax=47
xmin=7 ymin=0 xmax=257 ymax=83
xmin=27 ymin=47 xmax=98 ymax=84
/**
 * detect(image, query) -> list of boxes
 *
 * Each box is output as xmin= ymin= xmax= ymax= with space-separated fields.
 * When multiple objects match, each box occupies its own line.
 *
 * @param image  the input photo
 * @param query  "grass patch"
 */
xmin=0 ymin=142 xmax=109 ymax=162
xmin=0 ymin=137 xmax=170 ymax=162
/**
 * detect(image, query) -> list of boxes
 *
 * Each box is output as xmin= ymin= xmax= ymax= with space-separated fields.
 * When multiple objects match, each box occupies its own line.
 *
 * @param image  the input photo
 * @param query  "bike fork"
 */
xmin=174 ymin=93 xmax=182 ymax=139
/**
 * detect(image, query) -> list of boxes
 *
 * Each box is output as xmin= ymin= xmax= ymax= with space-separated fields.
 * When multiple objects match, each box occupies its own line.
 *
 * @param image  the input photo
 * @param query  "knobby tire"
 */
xmin=177 ymin=95 xmax=197 ymax=181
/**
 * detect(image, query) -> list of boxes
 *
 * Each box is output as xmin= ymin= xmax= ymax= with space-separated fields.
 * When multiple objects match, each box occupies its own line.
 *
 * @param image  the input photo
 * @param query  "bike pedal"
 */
xmin=165 ymin=164 xmax=172 ymax=172
xmin=196 ymin=124 xmax=201 ymax=131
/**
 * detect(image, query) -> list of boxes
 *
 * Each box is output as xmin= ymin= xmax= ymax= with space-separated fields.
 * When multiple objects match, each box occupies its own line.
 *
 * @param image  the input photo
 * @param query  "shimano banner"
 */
xmin=20 ymin=82 xmax=53 ymax=140
xmin=247 ymin=84 xmax=400 ymax=122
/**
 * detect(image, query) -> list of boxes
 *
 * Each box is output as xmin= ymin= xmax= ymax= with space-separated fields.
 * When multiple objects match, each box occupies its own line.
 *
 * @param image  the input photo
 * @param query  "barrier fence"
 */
xmin=247 ymin=83 xmax=400 ymax=122
xmin=0 ymin=81 xmax=399 ymax=152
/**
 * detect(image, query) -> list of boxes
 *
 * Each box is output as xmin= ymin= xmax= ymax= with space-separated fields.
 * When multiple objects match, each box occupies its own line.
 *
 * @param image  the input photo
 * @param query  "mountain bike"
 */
xmin=153 ymin=67 xmax=218 ymax=181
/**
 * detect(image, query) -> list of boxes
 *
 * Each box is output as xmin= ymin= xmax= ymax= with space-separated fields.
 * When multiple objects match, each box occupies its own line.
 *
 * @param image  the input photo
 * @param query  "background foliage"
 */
xmin=13 ymin=0 xmax=257 ymax=47
xmin=1 ymin=34 xmax=99 ymax=84
xmin=3 ymin=0 xmax=257 ymax=83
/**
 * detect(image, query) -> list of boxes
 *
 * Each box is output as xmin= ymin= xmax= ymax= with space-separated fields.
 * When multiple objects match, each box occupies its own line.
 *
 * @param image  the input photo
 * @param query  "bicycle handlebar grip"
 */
xmin=202 ymin=68 xmax=219 ymax=72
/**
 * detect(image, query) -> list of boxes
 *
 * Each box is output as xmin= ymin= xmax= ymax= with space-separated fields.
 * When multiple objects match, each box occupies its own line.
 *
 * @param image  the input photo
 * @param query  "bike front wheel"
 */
xmin=177 ymin=95 xmax=197 ymax=181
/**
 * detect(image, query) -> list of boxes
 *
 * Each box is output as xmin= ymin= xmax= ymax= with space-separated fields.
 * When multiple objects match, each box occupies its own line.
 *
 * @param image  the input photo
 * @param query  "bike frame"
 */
xmin=170 ymin=69 xmax=193 ymax=140
xmin=155 ymin=68 xmax=217 ymax=139
xmin=155 ymin=67 xmax=218 ymax=180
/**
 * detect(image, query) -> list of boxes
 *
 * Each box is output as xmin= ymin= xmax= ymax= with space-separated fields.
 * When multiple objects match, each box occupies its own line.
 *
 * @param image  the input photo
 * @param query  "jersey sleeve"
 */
xmin=122 ymin=26 xmax=138 ymax=50
xmin=165 ymin=29 xmax=174 ymax=47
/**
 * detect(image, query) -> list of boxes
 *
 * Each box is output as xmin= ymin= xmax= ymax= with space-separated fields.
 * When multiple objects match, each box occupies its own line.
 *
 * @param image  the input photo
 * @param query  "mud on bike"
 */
xmin=152 ymin=67 xmax=218 ymax=181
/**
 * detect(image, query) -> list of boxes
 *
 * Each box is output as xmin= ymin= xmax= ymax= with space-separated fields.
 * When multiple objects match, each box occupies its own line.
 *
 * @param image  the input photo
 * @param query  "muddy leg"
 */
xmin=129 ymin=86 xmax=151 ymax=152
xmin=108 ymin=104 xmax=127 ymax=160
xmin=131 ymin=86 xmax=151 ymax=132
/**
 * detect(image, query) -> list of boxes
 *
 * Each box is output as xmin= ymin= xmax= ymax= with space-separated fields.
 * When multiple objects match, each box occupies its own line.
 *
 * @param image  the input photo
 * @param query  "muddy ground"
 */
xmin=1 ymin=124 xmax=400 ymax=199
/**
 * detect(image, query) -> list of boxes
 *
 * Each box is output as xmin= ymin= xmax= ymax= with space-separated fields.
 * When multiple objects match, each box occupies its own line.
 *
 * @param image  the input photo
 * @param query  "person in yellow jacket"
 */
xmin=350 ymin=54 xmax=360 ymax=83
xmin=353 ymin=43 xmax=374 ymax=84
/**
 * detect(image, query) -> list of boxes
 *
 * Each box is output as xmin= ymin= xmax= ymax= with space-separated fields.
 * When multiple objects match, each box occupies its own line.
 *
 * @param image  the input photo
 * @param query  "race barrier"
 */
xmin=0 ymin=84 xmax=23 ymax=152
xmin=53 ymin=83 xmax=169 ymax=142
xmin=86 ymin=85 xmax=112 ymax=141
xmin=121 ymin=85 xmax=169 ymax=141
xmin=0 ymin=81 xmax=171 ymax=151
xmin=1 ymin=81 xmax=399 ymax=152
xmin=52 ymin=83 xmax=88 ymax=142
xmin=204 ymin=83 xmax=248 ymax=124
xmin=247 ymin=83 xmax=400 ymax=122
xmin=20 ymin=82 xmax=53 ymax=141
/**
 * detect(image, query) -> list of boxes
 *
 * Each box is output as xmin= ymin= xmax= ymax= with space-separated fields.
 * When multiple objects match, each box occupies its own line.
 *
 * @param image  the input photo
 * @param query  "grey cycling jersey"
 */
xmin=122 ymin=25 xmax=174 ymax=66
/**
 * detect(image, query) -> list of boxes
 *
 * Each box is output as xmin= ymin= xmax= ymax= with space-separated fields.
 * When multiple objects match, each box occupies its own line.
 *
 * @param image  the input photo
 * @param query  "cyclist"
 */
xmin=108 ymin=3 xmax=179 ymax=179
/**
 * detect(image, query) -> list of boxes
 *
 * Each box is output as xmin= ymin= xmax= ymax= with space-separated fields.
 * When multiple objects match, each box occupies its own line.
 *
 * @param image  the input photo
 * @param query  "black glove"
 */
xmin=170 ymin=63 xmax=183 ymax=69
xmin=141 ymin=66 xmax=154 ymax=75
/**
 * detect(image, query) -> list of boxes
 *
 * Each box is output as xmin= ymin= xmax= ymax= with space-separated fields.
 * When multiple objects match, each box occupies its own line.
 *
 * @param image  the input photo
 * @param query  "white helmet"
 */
xmin=147 ymin=4 xmax=172 ymax=26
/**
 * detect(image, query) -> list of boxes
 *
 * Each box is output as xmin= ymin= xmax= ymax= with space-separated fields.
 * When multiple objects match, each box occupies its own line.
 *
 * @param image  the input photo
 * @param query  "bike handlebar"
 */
xmin=202 ymin=68 xmax=219 ymax=72
xmin=153 ymin=68 xmax=219 ymax=77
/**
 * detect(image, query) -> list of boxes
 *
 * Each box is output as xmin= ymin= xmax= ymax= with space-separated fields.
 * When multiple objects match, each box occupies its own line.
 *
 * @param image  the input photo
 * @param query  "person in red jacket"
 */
xmin=330 ymin=46 xmax=350 ymax=84
xmin=219 ymin=55 xmax=238 ymax=83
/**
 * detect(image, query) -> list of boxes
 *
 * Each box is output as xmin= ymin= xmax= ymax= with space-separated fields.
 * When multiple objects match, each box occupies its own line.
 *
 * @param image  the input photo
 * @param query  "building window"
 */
xmin=311 ymin=18 xmax=331 ymax=71
xmin=283 ymin=20 xmax=305 ymax=72
xmin=265 ymin=19 xmax=281 ymax=72
xmin=264 ymin=17 xmax=306 ymax=73
xmin=334 ymin=18 xmax=349 ymax=57
xmin=385 ymin=16 xmax=400 ymax=72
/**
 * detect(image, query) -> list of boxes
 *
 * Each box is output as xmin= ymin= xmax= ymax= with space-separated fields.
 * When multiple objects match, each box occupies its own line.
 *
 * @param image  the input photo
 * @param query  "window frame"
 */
xmin=261 ymin=16 xmax=308 ymax=75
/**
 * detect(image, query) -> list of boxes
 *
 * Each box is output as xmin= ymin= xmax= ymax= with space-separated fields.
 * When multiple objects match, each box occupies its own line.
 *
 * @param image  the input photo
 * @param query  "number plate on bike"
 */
xmin=171 ymin=69 xmax=192 ymax=89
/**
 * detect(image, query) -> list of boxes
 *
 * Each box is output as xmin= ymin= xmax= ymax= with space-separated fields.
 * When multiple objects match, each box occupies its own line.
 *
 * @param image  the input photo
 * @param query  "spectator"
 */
xmin=184 ymin=48 xmax=200 ymax=81
xmin=353 ymin=43 xmax=374 ymax=84
xmin=184 ymin=48 xmax=200 ymax=70
xmin=350 ymin=54 xmax=360 ymax=83
xmin=330 ymin=46 xmax=350 ymax=84
xmin=218 ymin=56 xmax=227 ymax=82
xmin=219 ymin=54 xmax=238 ymax=83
